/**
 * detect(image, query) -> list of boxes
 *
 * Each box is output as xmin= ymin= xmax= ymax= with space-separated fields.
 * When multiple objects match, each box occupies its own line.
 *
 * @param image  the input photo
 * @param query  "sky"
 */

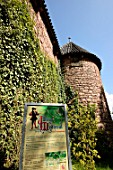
xmin=45 ymin=0 xmax=113 ymax=113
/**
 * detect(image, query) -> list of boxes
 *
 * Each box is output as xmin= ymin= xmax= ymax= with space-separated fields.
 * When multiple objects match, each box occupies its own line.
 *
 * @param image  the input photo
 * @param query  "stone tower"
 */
xmin=61 ymin=41 xmax=113 ymax=130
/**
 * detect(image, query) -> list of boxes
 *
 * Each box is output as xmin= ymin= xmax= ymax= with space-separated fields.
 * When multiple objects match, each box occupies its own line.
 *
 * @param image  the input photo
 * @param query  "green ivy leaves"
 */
xmin=0 ymin=0 xmax=66 ymax=169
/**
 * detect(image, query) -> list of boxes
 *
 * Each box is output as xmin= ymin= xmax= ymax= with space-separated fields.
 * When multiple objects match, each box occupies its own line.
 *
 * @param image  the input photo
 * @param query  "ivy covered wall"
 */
xmin=0 ymin=0 xmax=65 ymax=169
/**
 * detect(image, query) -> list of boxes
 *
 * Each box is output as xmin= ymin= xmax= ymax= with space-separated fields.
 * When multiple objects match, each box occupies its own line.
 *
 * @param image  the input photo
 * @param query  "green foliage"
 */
xmin=72 ymin=161 xmax=84 ymax=170
xmin=0 ymin=0 xmax=65 ymax=169
xmin=45 ymin=151 xmax=66 ymax=160
xmin=0 ymin=0 xmax=105 ymax=170
xmin=43 ymin=106 xmax=65 ymax=126
xmin=66 ymin=86 xmax=99 ymax=170
xmin=72 ymin=161 xmax=112 ymax=170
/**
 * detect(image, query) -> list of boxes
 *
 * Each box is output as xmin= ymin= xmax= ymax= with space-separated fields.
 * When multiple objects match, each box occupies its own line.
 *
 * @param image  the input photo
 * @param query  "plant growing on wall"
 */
xmin=0 ymin=0 xmax=65 ymax=169
xmin=0 ymin=0 xmax=100 ymax=169
xmin=65 ymin=85 xmax=99 ymax=170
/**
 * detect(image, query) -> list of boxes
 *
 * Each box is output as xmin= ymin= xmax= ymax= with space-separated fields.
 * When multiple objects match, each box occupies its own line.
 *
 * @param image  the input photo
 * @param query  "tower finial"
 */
xmin=68 ymin=37 xmax=71 ymax=43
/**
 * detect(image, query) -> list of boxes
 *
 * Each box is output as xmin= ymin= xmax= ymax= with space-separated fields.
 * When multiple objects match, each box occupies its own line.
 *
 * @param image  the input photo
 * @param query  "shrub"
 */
xmin=66 ymin=86 xmax=99 ymax=170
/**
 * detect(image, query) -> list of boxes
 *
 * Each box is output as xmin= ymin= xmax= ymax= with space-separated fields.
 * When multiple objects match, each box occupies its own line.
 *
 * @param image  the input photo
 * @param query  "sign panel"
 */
xmin=19 ymin=103 xmax=72 ymax=170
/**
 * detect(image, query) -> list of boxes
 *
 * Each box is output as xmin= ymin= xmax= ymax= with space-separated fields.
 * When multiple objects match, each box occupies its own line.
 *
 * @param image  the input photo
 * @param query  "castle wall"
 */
xmin=62 ymin=55 xmax=112 ymax=129
xmin=25 ymin=0 xmax=58 ymax=64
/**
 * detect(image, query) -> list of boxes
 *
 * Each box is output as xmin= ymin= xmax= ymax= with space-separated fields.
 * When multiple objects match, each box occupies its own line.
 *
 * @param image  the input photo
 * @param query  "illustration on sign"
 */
xmin=19 ymin=103 xmax=72 ymax=170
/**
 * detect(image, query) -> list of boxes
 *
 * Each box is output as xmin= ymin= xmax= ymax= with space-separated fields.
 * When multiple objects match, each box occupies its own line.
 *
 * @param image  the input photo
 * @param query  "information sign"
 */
xmin=19 ymin=103 xmax=72 ymax=170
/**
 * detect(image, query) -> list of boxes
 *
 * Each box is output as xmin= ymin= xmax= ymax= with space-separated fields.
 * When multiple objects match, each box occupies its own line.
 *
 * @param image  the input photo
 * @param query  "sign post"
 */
xmin=19 ymin=103 xmax=72 ymax=170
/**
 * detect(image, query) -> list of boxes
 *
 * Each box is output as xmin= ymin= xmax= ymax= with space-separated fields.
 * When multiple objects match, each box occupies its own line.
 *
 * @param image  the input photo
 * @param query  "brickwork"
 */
xmin=62 ymin=55 xmax=112 ymax=129
xmin=26 ymin=0 xmax=58 ymax=64
xmin=34 ymin=12 xmax=57 ymax=62
xmin=26 ymin=1 xmax=113 ymax=131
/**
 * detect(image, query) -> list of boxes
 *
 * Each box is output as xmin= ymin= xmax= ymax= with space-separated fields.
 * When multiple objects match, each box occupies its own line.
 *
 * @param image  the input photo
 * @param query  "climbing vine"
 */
xmin=65 ymin=86 xmax=99 ymax=170
xmin=0 ymin=0 xmax=65 ymax=169
xmin=0 ymin=0 xmax=100 ymax=170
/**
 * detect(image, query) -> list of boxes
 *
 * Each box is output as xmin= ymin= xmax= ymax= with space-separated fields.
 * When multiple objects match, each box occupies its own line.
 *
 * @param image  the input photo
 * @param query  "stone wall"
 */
xmin=62 ymin=55 xmax=112 ymax=129
xmin=26 ymin=0 xmax=58 ymax=64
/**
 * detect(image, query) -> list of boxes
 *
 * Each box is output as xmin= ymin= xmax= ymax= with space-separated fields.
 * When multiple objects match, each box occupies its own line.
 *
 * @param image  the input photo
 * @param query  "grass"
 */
xmin=96 ymin=166 xmax=112 ymax=170
xmin=96 ymin=163 xmax=112 ymax=170
xmin=72 ymin=162 xmax=112 ymax=170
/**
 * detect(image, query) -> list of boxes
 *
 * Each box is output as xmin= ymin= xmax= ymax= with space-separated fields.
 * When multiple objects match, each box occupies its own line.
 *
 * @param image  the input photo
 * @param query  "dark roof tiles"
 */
xmin=61 ymin=42 xmax=102 ymax=70
xmin=61 ymin=42 xmax=92 ymax=55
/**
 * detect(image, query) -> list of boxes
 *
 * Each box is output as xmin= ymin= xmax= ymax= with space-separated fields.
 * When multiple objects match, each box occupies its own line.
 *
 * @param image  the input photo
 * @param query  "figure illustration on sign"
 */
xmin=29 ymin=107 xmax=39 ymax=129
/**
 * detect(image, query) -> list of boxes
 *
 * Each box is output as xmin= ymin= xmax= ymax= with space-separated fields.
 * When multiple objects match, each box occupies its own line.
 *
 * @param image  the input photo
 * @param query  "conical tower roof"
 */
xmin=61 ymin=42 xmax=102 ymax=70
